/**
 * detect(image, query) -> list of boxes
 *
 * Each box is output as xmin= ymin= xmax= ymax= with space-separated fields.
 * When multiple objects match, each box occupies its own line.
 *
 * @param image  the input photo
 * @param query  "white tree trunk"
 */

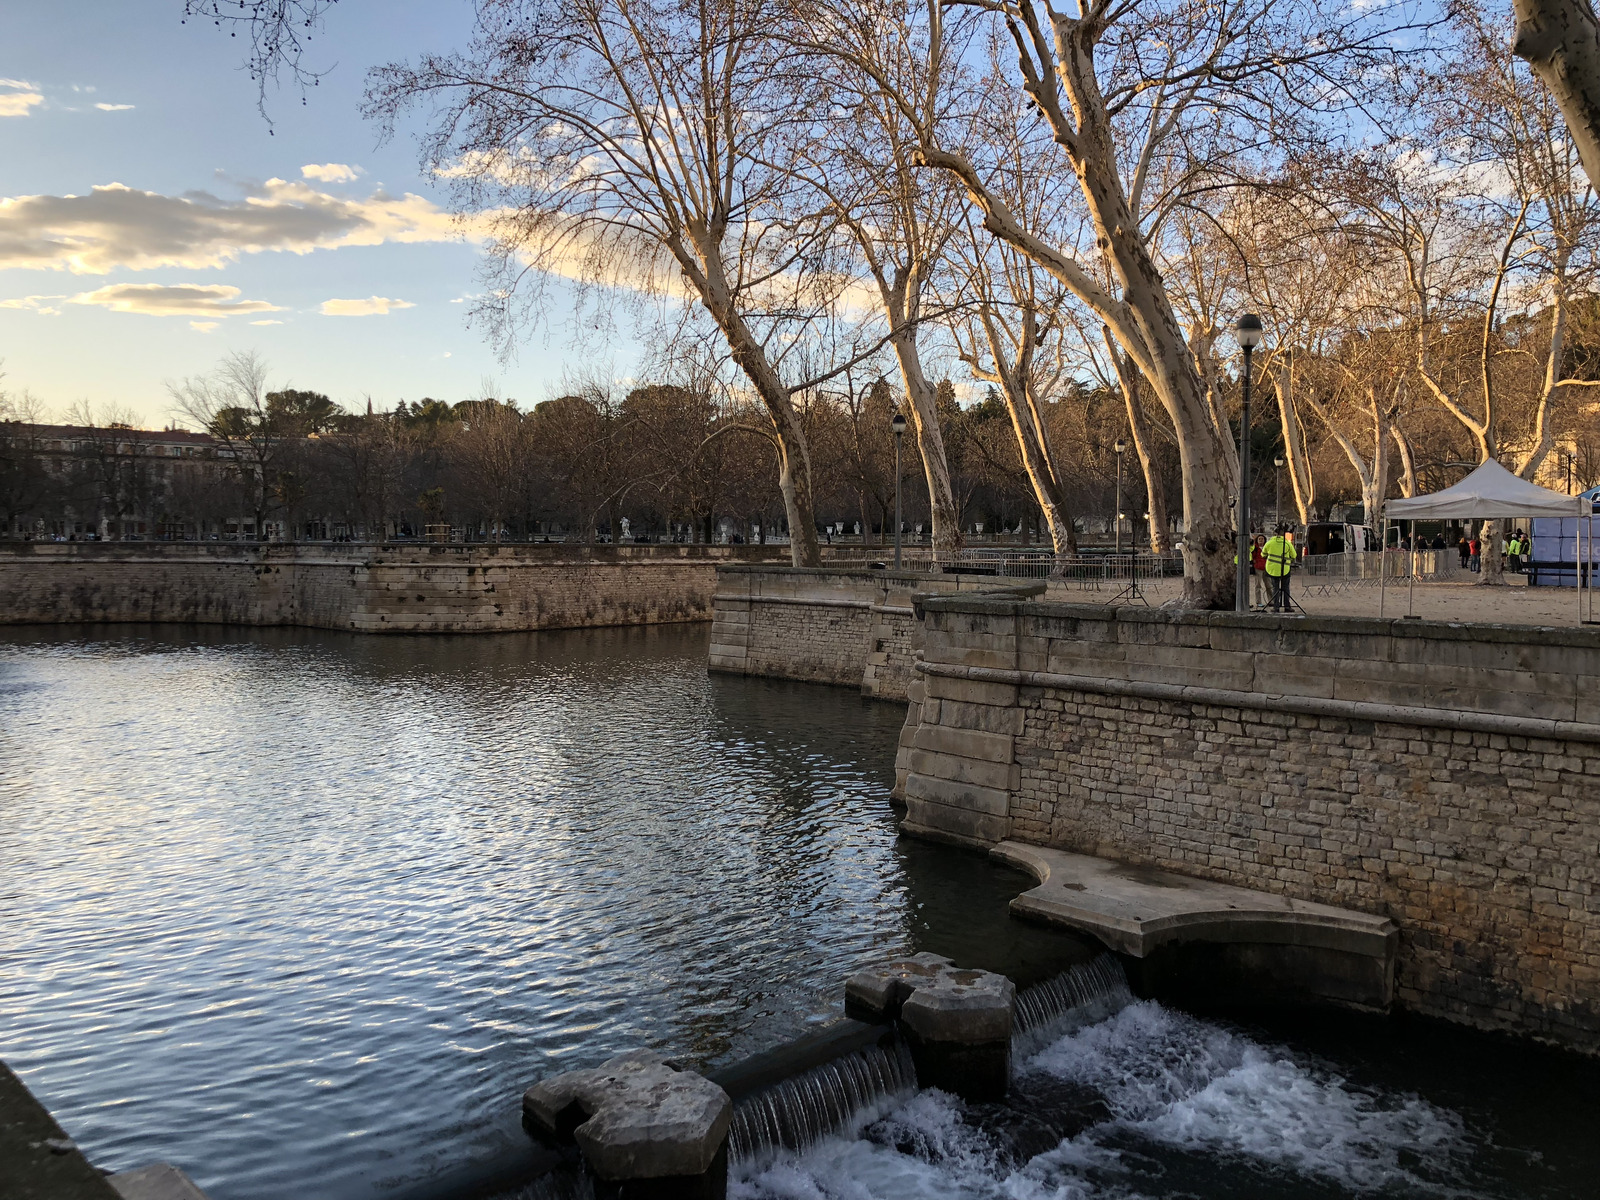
xmin=1515 ymin=0 xmax=1600 ymax=193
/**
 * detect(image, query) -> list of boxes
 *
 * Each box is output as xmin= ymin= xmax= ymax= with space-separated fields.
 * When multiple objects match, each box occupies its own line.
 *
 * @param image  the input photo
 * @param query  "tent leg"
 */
xmin=1577 ymin=515 xmax=1581 ymax=623
xmin=1408 ymin=536 xmax=1416 ymax=618
xmin=1379 ymin=518 xmax=1388 ymax=619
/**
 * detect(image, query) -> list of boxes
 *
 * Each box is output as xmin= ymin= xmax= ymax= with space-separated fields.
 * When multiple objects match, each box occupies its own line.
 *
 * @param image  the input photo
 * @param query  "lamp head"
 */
xmin=891 ymin=413 xmax=907 ymax=436
xmin=1235 ymin=313 xmax=1264 ymax=350
xmin=1274 ymin=454 xmax=1285 ymax=468
xmin=1114 ymin=438 xmax=1127 ymax=454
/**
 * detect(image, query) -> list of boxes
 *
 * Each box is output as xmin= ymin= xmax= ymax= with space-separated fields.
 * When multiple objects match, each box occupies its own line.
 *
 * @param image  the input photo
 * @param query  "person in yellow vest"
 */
xmin=1264 ymin=524 xmax=1299 ymax=612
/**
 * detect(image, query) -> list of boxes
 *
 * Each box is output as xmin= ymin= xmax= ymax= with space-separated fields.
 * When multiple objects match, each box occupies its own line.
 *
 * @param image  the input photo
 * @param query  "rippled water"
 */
xmin=2 ymin=624 xmax=1595 ymax=1200
xmin=0 ymin=624 xmax=1083 ymax=1200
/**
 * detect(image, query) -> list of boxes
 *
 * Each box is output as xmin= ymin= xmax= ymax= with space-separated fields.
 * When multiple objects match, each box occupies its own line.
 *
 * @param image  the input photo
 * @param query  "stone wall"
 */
xmin=898 ymin=598 xmax=1600 ymax=1053
xmin=0 ymin=543 xmax=805 ymax=633
xmin=708 ymin=566 xmax=1041 ymax=699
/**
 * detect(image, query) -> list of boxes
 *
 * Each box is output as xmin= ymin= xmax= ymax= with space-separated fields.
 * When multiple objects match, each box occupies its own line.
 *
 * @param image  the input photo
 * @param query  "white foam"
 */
xmin=731 ymin=1000 xmax=1472 ymax=1200
xmin=1023 ymin=1001 xmax=1467 ymax=1192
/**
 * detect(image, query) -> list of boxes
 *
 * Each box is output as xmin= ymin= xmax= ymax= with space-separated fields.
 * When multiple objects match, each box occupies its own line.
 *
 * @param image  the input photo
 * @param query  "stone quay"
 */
xmin=714 ymin=564 xmax=1600 ymax=1056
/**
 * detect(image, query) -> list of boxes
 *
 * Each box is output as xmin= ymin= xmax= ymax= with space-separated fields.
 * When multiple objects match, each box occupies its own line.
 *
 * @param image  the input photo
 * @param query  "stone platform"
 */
xmin=994 ymin=843 xmax=1398 ymax=1011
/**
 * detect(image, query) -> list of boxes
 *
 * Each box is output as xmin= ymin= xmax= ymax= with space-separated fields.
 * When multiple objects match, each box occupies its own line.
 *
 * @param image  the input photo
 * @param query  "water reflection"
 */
xmin=0 ymin=624 xmax=1080 ymax=1200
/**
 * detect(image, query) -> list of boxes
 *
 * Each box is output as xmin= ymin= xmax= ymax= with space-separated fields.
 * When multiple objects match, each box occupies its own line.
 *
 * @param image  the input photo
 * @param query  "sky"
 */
xmin=0 ymin=1 xmax=633 ymax=427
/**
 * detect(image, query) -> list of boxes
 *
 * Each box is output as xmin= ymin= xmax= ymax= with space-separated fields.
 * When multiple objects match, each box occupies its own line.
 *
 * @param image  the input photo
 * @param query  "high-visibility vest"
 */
xmin=1263 ymin=535 xmax=1297 ymax=576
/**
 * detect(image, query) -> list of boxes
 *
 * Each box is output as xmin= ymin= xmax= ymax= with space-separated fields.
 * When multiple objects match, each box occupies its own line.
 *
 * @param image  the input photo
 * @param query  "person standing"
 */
xmin=1250 ymin=534 xmax=1269 ymax=609
xmin=1469 ymin=534 xmax=1481 ymax=573
xmin=1457 ymin=534 xmax=1471 ymax=568
xmin=1264 ymin=524 xmax=1299 ymax=612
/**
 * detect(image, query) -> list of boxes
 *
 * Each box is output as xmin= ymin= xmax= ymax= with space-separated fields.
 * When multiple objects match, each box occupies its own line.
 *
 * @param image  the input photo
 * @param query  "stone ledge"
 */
xmin=993 ymin=842 xmax=1398 ymax=963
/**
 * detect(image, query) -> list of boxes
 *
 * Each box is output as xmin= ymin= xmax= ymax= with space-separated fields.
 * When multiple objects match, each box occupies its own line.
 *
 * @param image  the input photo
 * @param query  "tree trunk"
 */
xmin=1105 ymin=331 xmax=1172 ymax=553
xmin=1480 ymin=519 xmax=1507 ymax=585
xmin=889 ymin=324 xmax=960 ymax=556
xmin=1053 ymin=33 xmax=1234 ymax=603
xmin=1272 ymin=359 xmax=1316 ymax=525
xmin=1391 ymin=427 xmax=1418 ymax=498
xmin=677 ymin=233 xmax=821 ymax=568
xmin=1515 ymin=0 xmax=1600 ymax=193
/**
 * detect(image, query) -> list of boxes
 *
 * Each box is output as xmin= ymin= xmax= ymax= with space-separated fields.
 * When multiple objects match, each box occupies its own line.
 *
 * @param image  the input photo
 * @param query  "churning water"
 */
xmin=728 ymin=1039 xmax=918 ymax=1163
xmin=2 ymin=624 xmax=1596 ymax=1200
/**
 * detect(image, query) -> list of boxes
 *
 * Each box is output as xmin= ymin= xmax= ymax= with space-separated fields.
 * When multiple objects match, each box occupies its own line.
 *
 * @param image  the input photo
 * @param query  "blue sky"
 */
xmin=1 ymin=1 xmax=628 ymax=425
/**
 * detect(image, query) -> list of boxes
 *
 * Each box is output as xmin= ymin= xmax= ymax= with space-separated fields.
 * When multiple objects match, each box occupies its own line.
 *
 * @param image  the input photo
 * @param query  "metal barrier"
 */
xmin=1295 ymin=550 xmax=1467 ymax=594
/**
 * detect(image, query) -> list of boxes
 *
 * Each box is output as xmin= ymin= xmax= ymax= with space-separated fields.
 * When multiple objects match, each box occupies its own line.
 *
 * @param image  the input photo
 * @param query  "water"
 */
xmin=0 ymin=623 xmax=1083 ymax=1200
xmin=727 ymin=1039 xmax=918 ymax=1163
xmin=2 ymin=623 xmax=1596 ymax=1200
xmin=1013 ymin=957 xmax=1135 ymax=1057
xmin=731 ymin=997 xmax=1586 ymax=1200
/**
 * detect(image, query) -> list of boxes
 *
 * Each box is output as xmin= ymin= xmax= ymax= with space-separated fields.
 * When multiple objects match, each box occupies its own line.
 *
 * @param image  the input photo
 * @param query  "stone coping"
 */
xmin=916 ymin=660 xmax=1600 ymax=743
xmin=993 ymin=843 xmax=1398 ymax=961
xmin=716 ymin=563 xmax=939 ymax=583
xmin=917 ymin=594 xmax=1600 ymax=650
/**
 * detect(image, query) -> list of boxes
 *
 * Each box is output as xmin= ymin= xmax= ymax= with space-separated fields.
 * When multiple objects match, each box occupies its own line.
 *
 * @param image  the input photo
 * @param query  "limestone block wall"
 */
xmin=898 ymin=598 xmax=1600 ymax=1053
xmin=708 ymin=567 xmax=1024 ymax=699
xmin=0 ymin=543 xmax=797 ymax=633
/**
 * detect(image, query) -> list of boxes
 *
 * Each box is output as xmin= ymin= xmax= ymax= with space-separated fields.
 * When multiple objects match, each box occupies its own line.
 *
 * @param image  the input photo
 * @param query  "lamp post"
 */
xmin=1566 ymin=450 xmax=1575 ymax=495
xmin=1234 ymin=314 xmax=1264 ymax=613
xmin=891 ymin=412 xmax=907 ymax=569
xmin=1273 ymin=453 xmax=1285 ymax=530
xmin=1113 ymin=437 xmax=1127 ymax=553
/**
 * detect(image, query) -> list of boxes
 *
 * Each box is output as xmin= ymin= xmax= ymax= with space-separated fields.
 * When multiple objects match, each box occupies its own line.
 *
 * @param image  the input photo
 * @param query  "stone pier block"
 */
xmin=524 ymin=1050 xmax=731 ymax=1199
xmin=845 ymin=953 xmax=1015 ymax=1101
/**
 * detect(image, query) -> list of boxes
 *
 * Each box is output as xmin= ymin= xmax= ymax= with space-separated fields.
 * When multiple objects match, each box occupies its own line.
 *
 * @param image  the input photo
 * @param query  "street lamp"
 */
xmin=1273 ymin=453 xmax=1285 ymax=530
xmin=1113 ymin=437 xmax=1127 ymax=553
xmin=891 ymin=412 xmax=907 ymax=569
xmin=1234 ymin=313 xmax=1264 ymax=614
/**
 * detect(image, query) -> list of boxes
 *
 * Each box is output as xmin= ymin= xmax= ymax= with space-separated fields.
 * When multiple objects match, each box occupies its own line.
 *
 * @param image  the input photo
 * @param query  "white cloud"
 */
xmin=69 ymin=282 xmax=284 ymax=317
xmin=0 ymin=179 xmax=486 ymax=274
xmin=94 ymin=103 xmax=134 ymax=112
xmin=0 ymin=82 xmax=43 ymax=118
xmin=249 ymin=318 xmax=283 ymax=326
xmin=320 ymin=296 xmax=414 ymax=316
xmin=0 ymin=294 xmax=64 ymax=315
xmin=189 ymin=321 xmax=218 ymax=333
xmin=301 ymin=163 xmax=360 ymax=183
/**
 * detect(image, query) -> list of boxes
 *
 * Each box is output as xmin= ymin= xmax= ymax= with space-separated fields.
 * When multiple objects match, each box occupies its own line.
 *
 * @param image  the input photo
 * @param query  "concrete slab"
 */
xmin=108 ymin=1164 xmax=211 ymax=1200
xmin=992 ymin=842 xmax=1397 ymax=963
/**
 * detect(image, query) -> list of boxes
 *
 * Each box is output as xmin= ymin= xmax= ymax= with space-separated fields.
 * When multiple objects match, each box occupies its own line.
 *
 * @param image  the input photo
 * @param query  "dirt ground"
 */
xmin=1051 ymin=574 xmax=1600 ymax=628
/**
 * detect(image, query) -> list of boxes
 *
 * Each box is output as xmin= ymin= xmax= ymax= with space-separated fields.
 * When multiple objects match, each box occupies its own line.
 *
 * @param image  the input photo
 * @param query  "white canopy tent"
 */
xmin=1380 ymin=458 xmax=1592 ymax=619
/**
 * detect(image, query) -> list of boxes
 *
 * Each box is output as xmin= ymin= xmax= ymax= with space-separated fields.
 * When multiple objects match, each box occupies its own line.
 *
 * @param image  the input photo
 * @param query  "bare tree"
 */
xmin=169 ymin=350 xmax=286 ymax=539
xmin=797 ymin=23 xmax=965 ymax=553
xmin=367 ymin=0 xmax=896 ymax=568
xmin=799 ymin=0 xmax=1412 ymax=603
xmin=950 ymin=213 xmax=1079 ymax=552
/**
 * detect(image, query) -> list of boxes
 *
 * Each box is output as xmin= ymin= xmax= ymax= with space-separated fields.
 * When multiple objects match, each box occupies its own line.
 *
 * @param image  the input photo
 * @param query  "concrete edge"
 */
xmin=898 ymin=817 xmax=998 ymax=853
